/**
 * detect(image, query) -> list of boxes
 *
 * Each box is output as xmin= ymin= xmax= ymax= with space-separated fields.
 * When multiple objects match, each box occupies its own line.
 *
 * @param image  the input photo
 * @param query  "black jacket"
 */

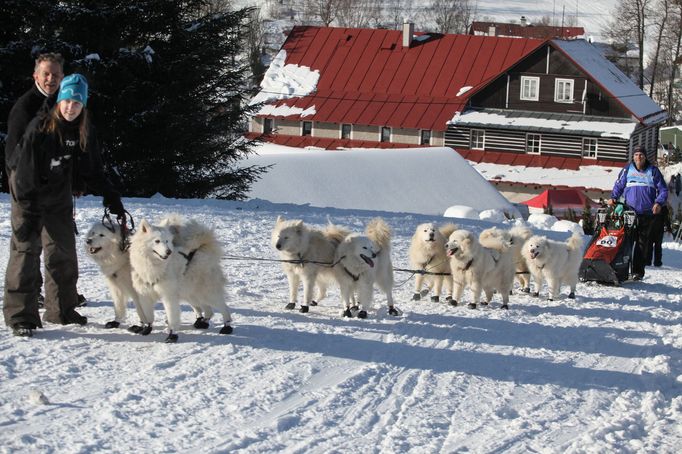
xmin=5 ymin=84 xmax=55 ymax=174
xmin=12 ymin=112 xmax=116 ymax=214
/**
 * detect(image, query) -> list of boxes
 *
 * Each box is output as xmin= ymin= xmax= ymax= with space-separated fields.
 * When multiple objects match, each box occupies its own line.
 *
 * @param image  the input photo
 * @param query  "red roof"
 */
xmin=521 ymin=189 xmax=600 ymax=209
xmin=258 ymin=26 xmax=545 ymax=132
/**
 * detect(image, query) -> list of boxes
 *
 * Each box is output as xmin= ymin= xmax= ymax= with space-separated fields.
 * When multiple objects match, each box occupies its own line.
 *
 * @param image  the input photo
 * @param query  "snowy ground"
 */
xmin=1 ymin=193 xmax=681 ymax=453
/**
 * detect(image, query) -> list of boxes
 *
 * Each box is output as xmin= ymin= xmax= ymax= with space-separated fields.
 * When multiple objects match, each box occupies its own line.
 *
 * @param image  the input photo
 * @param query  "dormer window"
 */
xmin=554 ymin=78 xmax=574 ymax=103
xmin=381 ymin=126 xmax=391 ymax=142
xmin=302 ymin=121 xmax=312 ymax=136
xmin=520 ymin=76 xmax=539 ymax=101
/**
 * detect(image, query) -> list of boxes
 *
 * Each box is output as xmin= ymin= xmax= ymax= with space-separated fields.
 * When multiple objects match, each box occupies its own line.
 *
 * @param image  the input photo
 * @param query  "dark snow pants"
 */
xmin=632 ymin=214 xmax=653 ymax=277
xmin=3 ymin=198 xmax=79 ymax=328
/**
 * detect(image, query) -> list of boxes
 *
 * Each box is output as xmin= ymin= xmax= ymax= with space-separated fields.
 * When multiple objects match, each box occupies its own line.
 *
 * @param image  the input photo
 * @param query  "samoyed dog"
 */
xmin=84 ymin=222 xmax=145 ymax=330
xmin=129 ymin=214 xmax=233 ymax=343
xmin=509 ymin=225 xmax=534 ymax=292
xmin=446 ymin=228 xmax=516 ymax=309
xmin=271 ymin=216 xmax=349 ymax=313
xmin=522 ymin=232 xmax=584 ymax=301
xmin=333 ymin=218 xmax=400 ymax=318
xmin=408 ymin=222 xmax=457 ymax=303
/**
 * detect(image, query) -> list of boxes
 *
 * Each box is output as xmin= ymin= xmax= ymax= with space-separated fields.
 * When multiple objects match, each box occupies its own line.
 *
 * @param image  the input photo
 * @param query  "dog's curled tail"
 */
xmin=325 ymin=223 xmax=350 ymax=245
xmin=439 ymin=223 xmax=458 ymax=238
xmin=479 ymin=227 xmax=512 ymax=252
xmin=567 ymin=230 xmax=584 ymax=252
xmin=180 ymin=220 xmax=223 ymax=257
xmin=509 ymin=224 xmax=533 ymax=242
xmin=366 ymin=218 xmax=392 ymax=251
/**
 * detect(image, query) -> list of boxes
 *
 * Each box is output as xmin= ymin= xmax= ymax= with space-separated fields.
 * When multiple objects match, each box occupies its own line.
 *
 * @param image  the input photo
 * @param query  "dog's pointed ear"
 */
xmin=276 ymin=215 xmax=284 ymax=225
xmin=140 ymin=219 xmax=151 ymax=234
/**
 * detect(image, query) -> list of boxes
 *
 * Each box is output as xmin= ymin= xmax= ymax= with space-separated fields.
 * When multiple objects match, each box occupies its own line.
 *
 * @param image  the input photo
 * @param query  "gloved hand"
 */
xmin=103 ymin=191 xmax=125 ymax=216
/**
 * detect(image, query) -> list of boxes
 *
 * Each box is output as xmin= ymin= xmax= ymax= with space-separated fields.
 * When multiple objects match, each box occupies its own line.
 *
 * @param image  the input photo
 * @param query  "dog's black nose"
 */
xmin=276 ymin=243 xmax=282 ymax=250
xmin=86 ymin=239 xmax=92 ymax=245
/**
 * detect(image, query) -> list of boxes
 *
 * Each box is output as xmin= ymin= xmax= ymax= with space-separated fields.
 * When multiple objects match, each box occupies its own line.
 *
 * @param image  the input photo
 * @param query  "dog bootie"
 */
xmin=165 ymin=333 xmax=179 ymax=343
xmin=467 ymin=302 xmax=477 ymax=309
xmin=388 ymin=306 xmax=400 ymax=316
xmin=430 ymin=296 xmax=439 ymax=303
xmin=104 ymin=321 xmax=120 ymax=329
xmin=193 ymin=317 xmax=210 ymax=329
xmin=357 ymin=310 xmax=368 ymax=319
xmin=219 ymin=324 xmax=233 ymax=335
xmin=285 ymin=302 xmax=296 ymax=310
xmin=500 ymin=304 xmax=509 ymax=310
xmin=411 ymin=293 xmax=421 ymax=301
xmin=299 ymin=305 xmax=309 ymax=313
xmin=343 ymin=308 xmax=353 ymax=317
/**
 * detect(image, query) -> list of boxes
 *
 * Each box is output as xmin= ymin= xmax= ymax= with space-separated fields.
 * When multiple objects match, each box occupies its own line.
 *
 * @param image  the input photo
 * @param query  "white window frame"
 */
xmin=526 ymin=133 xmax=542 ymax=154
xmin=340 ymin=123 xmax=352 ymax=140
xmin=420 ymin=129 xmax=432 ymax=145
xmin=380 ymin=126 xmax=391 ymax=143
xmin=582 ymin=137 xmax=598 ymax=159
xmin=470 ymin=129 xmax=485 ymax=150
xmin=520 ymin=76 xmax=540 ymax=101
xmin=554 ymin=78 xmax=574 ymax=103
xmin=263 ymin=118 xmax=274 ymax=134
xmin=302 ymin=121 xmax=313 ymax=136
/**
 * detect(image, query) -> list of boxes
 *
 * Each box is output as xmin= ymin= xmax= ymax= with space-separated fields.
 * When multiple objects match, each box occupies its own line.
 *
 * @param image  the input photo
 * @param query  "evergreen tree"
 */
xmin=581 ymin=198 xmax=595 ymax=235
xmin=0 ymin=0 xmax=265 ymax=198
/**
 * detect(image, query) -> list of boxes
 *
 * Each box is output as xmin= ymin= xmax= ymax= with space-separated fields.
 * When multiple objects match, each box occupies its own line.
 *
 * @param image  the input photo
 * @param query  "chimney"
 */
xmin=403 ymin=20 xmax=414 ymax=48
xmin=520 ymin=16 xmax=528 ymax=27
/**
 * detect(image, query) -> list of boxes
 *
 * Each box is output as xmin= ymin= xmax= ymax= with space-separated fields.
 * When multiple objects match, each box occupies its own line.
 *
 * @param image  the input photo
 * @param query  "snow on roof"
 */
xmin=551 ymin=39 xmax=667 ymax=125
xmin=449 ymin=109 xmax=638 ymax=139
xmin=471 ymin=161 xmax=622 ymax=191
xmin=249 ymin=50 xmax=320 ymax=107
xmin=244 ymin=144 xmax=518 ymax=217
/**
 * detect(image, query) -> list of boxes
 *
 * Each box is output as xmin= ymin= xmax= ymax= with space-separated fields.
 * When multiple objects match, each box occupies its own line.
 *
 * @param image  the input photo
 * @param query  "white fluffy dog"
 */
xmin=84 ymin=222 xmax=144 ymax=329
xmin=333 ymin=218 xmax=400 ymax=318
xmin=509 ymin=225 xmax=534 ymax=292
xmin=446 ymin=228 xmax=516 ymax=309
xmin=271 ymin=216 xmax=348 ymax=313
xmin=522 ymin=232 xmax=584 ymax=301
xmin=129 ymin=214 xmax=233 ymax=343
xmin=408 ymin=222 xmax=457 ymax=303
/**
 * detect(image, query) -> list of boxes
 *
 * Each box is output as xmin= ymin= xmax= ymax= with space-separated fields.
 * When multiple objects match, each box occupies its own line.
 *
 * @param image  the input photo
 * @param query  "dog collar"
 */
xmin=458 ymin=259 xmax=473 ymax=271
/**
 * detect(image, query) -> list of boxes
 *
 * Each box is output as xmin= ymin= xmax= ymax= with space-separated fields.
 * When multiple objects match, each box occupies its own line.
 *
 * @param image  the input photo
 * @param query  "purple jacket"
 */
xmin=611 ymin=161 xmax=668 ymax=215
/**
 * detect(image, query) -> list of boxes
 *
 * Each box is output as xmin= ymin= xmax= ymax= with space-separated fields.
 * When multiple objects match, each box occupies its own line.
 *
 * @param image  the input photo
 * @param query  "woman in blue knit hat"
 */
xmin=4 ymin=73 xmax=125 ymax=337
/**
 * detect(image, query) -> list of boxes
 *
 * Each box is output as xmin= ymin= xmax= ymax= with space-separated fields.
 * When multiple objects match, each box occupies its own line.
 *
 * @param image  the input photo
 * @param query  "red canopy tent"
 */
xmin=521 ymin=189 xmax=599 ymax=215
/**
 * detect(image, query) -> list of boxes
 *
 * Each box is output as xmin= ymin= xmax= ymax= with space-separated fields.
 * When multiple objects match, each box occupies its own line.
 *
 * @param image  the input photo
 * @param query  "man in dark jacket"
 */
xmin=3 ymin=53 xmax=64 ymax=309
xmin=609 ymin=146 xmax=668 ymax=280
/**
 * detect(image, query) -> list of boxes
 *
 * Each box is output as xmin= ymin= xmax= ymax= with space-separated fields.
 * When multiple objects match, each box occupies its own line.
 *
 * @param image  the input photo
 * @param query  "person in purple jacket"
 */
xmin=608 ymin=146 xmax=668 ymax=280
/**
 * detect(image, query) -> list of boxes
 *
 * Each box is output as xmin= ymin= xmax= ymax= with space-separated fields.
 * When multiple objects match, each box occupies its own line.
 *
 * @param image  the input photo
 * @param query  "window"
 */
xmin=554 ymin=78 xmax=574 ymax=103
xmin=341 ymin=124 xmax=352 ymax=140
xmin=381 ymin=126 xmax=391 ymax=143
xmin=263 ymin=118 xmax=274 ymax=134
xmin=420 ymin=130 xmax=432 ymax=145
xmin=520 ymin=76 xmax=539 ymax=101
xmin=302 ymin=121 xmax=312 ymax=136
xmin=582 ymin=138 xmax=598 ymax=159
xmin=470 ymin=129 xmax=485 ymax=150
xmin=526 ymin=133 xmax=541 ymax=154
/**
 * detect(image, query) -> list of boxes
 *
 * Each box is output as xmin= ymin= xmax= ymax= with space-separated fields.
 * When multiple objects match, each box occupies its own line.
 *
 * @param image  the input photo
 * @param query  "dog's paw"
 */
xmin=411 ymin=292 xmax=421 ymax=301
xmin=357 ymin=310 xmax=368 ymax=319
xmin=448 ymin=299 xmax=458 ymax=307
xmin=568 ymin=292 xmax=575 ymax=299
xmin=104 ymin=321 xmax=120 ymax=329
xmin=343 ymin=308 xmax=353 ymax=318
xmin=285 ymin=302 xmax=296 ymax=310
xmin=140 ymin=324 xmax=153 ymax=336
xmin=310 ymin=300 xmax=318 ymax=306
xmin=430 ymin=296 xmax=439 ymax=303
xmin=388 ymin=306 xmax=401 ymax=316
xmin=467 ymin=303 xmax=477 ymax=309
xmin=219 ymin=324 xmax=233 ymax=335
xmin=165 ymin=333 xmax=179 ymax=343
xmin=193 ymin=317 xmax=210 ymax=329
xmin=299 ymin=305 xmax=309 ymax=313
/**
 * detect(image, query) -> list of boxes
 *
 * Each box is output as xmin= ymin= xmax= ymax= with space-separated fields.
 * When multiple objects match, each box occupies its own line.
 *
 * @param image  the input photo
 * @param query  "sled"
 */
xmin=579 ymin=204 xmax=637 ymax=285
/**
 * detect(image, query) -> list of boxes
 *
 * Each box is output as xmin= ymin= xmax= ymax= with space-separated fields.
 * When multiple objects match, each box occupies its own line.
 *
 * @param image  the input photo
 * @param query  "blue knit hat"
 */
xmin=56 ymin=73 xmax=89 ymax=106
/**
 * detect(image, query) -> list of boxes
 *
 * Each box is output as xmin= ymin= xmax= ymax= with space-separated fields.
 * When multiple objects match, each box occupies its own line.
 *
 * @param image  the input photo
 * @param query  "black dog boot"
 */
xmin=104 ymin=321 xmax=120 ymax=329
xmin=448 ymin=298 xmax=458 ymax=307
xmin=193 ymin=317 xmax=210 ymax=329
xmin=219 ymin=324 xmax=233 ymax=334
xmin=467 ymin=302 xmax=477 ymax=309
xmin=165 ymin=332 xmax=179 ymax=343
xmin=299 ymin=305 xmax=309 ymax=313
xmin=285 ymin=302 xmax=296 ymax=310
xmin=568 ymin=292 xmax=575 ymax=299
xmin=343 ymin=308 xmax=353 ymax=317
xmin=430 ymin=296 xmax=439 ymax=303
xmin=388 ymin=306 xmax=400 ymax=316
xmin=411 ymin=292 xmax=421 ymax=301
xmin=357 ymin=310 xmax=368 ymax=319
